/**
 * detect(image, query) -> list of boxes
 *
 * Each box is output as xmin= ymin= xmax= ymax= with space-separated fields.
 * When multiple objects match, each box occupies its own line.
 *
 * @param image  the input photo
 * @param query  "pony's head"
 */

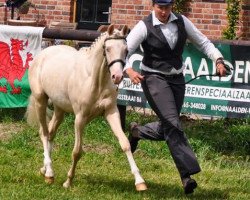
xmin=103 ymin=24 xmax=129 ymax=84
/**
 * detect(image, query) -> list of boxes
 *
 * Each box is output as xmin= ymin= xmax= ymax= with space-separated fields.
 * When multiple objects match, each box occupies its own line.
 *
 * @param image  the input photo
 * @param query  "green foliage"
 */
xmin=173 ymin=0 xmax=191 ymax=13
xmin=223 ymin=0 xmax=241 ymax=39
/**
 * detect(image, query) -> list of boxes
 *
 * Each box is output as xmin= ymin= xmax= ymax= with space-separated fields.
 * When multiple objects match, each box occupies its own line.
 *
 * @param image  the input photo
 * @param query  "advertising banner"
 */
xmin=118 ymin=43 xmax=250 ymax=118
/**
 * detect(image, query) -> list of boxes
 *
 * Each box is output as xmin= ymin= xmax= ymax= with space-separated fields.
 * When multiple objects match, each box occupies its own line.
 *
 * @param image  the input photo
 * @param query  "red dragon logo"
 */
xmin=0 ymin=38 xmax=33 ymax=94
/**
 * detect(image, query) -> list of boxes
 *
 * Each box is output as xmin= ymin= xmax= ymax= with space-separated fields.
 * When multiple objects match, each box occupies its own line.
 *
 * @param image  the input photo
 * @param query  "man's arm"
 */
xmin=124 ymin=21 xmax=147 ymax=83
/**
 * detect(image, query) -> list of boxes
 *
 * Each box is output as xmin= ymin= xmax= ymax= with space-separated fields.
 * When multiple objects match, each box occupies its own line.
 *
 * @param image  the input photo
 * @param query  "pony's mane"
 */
xmin=79 ymin=29 xmax=123 ymax=53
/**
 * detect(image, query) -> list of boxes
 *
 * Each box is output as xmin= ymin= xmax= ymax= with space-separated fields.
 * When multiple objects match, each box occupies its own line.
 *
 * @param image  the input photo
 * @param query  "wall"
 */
xmin=0 ymin=0 xmax=73 ymax=25
xmin=185 ymin=1 xmax=228 ymax=39
xmin=0 ymin=0 xmax=249 ymax=40
xmin=241 ymin=0 xmax=250 ymax=39
xmin=112 ymin=0 xmax=250 ymax=40
xmin=111 ymin=0 xmax=151 ymax=30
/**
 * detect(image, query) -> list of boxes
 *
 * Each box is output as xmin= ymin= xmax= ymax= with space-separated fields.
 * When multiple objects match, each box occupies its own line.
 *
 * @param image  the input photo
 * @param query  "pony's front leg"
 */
xmin=105 ymin=107 xmax=147 ymax=191
xmin=63 ymin=114 xmax=85 ymax=188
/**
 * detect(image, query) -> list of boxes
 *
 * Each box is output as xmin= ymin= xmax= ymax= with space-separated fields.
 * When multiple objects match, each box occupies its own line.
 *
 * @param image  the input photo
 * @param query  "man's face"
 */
xmin=153 ymin=4 xmax=172 ymax=23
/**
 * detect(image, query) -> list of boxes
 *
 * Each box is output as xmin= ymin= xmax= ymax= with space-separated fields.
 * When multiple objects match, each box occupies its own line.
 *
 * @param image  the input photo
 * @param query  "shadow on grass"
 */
xmin=79 ymin=174 xmax=228 ymax=199
xmin=0 ymin=108 xmax=26 ymax=121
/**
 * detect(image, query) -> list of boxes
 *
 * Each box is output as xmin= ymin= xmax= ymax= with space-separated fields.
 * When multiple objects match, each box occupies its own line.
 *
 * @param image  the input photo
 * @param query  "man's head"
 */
xmin=152 ymin=0 xmax=174 ymax=6
xmin=152 ymin=0 xmax=174 ymax=23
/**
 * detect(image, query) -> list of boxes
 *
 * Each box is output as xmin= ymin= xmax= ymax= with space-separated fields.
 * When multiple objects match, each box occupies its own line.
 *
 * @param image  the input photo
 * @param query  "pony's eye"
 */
xmin=105 ymin=47 xmax=111 ymax=53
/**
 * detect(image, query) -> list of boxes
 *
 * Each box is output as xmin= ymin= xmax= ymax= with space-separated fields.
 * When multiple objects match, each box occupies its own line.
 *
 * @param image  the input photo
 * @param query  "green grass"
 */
xmin=0 ymin=110 xmax=249 ymax=200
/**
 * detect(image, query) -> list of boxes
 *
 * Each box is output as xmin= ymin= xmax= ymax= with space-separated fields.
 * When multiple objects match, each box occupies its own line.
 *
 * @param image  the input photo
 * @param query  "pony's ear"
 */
xmin=97 ymin=25 xmax=109 ymax=33
xmin=121 ymin=25 xmax=129 ymax=36
xmin=107 ymin=24 xmax=115 ymax=35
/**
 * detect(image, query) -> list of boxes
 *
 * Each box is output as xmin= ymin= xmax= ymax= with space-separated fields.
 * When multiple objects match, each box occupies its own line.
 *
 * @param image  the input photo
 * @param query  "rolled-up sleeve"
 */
xmin=183 ymin=15 xmax=223 ymax=61
xmin=124 ymin=21 xmax=147 ymax=71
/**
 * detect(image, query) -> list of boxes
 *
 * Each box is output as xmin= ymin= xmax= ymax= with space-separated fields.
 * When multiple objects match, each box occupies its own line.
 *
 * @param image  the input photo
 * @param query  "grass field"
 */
xmin=0 ymin=108 xmax=249 ymax=200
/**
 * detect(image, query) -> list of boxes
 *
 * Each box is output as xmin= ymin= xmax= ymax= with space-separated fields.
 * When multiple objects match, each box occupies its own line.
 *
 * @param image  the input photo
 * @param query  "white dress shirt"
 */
xmin=125 ymin=11 xmax=223 ymax=75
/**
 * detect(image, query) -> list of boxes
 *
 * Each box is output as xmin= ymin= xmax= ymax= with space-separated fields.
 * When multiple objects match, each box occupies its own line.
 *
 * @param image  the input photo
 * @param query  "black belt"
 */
xmin=141 ymin=70 xmax=183 ymax=78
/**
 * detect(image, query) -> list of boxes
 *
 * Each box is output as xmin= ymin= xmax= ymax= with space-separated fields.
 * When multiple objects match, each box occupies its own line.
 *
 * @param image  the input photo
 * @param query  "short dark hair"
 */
xmin=152 ymin=0 xmax=174 ymax=6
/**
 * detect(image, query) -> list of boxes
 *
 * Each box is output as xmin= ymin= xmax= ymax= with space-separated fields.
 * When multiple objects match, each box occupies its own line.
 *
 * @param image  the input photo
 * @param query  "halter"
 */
xmin=103 ymin=36 xmax=127 ymax=68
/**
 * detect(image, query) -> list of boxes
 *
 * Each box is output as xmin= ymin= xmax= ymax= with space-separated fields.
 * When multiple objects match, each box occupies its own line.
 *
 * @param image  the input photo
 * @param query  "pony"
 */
xmin=26 ymin=24 xmax=147 ymax=191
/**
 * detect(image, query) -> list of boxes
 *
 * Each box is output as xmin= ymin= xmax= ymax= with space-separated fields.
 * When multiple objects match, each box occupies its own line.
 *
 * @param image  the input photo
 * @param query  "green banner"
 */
xmin=118 ymin=43 xmax=250 ymax=118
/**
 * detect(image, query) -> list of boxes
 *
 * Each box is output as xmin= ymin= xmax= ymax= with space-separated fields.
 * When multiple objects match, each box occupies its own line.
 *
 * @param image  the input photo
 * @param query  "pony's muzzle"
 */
xmin=112 ymin=74 xmax=123 ymax=84
xmin=110 ymin=63 xmax=124 ymax=84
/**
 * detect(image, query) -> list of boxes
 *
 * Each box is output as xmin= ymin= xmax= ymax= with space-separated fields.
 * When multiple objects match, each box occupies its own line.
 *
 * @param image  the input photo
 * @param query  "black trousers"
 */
xmin=136 ymin=71 xmax=201 ymax=178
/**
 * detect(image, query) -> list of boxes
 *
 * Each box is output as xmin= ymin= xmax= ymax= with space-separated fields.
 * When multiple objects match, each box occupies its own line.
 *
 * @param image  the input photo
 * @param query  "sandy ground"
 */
xmin=0 ymin=123 xmax=24 ymax=141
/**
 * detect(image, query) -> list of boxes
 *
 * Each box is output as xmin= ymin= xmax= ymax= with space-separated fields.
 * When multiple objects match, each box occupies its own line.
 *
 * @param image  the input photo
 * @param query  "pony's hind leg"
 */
xmin=47 ymin=105 xmax=65 ymax=154
xmin=41 ymin=105 xmax=65 ymax=181
xmin=34 ymin=95 xmax=55 ymax=184
xmin=63 ymin=113 xmax=85 ymax=188
xmin=105 ymin=107 xmax=147 ymax=191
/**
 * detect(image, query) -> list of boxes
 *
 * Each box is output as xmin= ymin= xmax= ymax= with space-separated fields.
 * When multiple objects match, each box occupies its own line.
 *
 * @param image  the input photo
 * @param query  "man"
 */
xmin=124 ymin=0 xmax=227 ymax=194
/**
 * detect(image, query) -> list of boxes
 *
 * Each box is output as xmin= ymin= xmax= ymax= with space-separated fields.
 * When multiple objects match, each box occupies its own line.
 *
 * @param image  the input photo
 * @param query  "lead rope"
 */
xmin=185 ymin=64 xmax=233 ymax=84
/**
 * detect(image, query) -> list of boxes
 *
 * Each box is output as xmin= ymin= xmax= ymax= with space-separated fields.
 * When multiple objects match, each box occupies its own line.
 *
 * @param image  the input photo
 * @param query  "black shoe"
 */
xmin=128 ymin=122 xmax=140 ymax=153
xmin=182 ymin=177 xmax=197 ymax=194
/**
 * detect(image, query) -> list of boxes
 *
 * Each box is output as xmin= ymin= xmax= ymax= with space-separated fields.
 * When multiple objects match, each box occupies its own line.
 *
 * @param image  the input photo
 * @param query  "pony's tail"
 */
xmin=25 ymin=95 xmax=39 ymax=127
xmin=25 ymin=95 xmax=53 ymax=127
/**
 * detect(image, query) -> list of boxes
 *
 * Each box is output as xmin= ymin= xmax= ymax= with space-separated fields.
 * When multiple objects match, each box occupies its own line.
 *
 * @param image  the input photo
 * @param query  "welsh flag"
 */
xmin=0 ymin=25 xmax=44 ymax=107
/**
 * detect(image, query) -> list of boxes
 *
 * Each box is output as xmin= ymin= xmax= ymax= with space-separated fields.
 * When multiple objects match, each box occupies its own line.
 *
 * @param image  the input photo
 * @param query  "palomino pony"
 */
xmin=26 ymin=24 xmax=147 ymax=191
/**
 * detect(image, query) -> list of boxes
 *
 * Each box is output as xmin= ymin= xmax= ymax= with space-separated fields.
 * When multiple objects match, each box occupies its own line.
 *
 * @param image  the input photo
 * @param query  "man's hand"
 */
xmin=216 ymin=58 xmax=227 ymax=77
xmin=125 ymin=68 xmax=144 ymax=84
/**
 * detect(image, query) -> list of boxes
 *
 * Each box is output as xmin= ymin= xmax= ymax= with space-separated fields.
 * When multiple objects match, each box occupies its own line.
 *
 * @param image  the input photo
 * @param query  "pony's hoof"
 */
xmin=63 ymin=180 xmax=71 ymax=188
xmin=45 ymin=176 xmax=54 ymax=184
xmin=40 ymin=167 xmax=46 ymax=176
xmin=136 ymin=182 xmax=147 ymax=191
